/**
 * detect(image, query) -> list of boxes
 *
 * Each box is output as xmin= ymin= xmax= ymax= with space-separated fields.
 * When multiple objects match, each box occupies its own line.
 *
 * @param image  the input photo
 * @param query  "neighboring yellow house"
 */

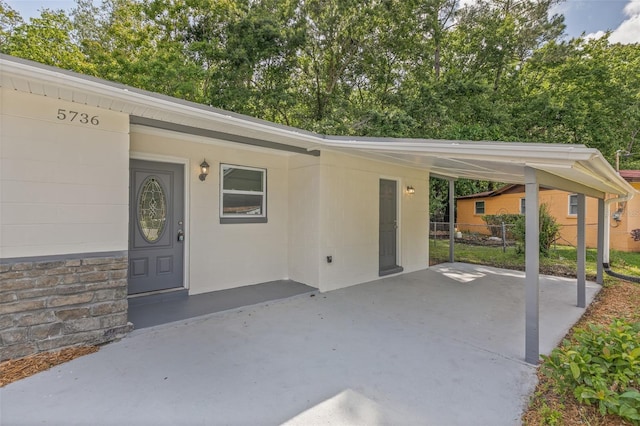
xmin=456 ymin=171 xmax=640 ymax=252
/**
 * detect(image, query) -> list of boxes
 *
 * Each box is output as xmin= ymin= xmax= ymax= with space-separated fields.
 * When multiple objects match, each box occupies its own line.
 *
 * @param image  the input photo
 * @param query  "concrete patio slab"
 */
xmin=0 ymin=263 xmax=600 ymax=425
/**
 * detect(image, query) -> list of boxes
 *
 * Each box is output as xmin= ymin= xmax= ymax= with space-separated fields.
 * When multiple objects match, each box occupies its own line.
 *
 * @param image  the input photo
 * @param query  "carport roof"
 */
xmin=319 ymin=138 xmax=637 ymax=197
xmin=1 ymin=54 xmax=635 ymax=198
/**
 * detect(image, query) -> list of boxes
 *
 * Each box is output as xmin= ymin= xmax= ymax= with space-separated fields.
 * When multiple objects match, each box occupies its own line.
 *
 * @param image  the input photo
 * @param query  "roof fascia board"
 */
xmin=130 ymin=116 xmax=321 ymax=157
xmin=570 ymin=161 xmax=637 ymax=196
xmin=535 ymin=169 xmax=605 ymax=199
xmin=569 ymin=150 xmax=638 ymax=196
xmin=321 ymin=139 xmax=596 ymax=162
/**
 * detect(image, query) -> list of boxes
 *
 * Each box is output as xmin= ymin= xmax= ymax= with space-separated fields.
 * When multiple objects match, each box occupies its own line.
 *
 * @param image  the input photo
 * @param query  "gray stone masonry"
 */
xmin=0 ymin=254 xmax=133 ymax=361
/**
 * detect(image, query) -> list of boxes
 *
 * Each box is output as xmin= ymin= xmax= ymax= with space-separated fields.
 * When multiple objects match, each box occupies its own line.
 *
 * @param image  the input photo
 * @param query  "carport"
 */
xmin=321 ymin=138 xmax=636 ymax=363
xmin=0 ymin=265 xmax=604 ymax=425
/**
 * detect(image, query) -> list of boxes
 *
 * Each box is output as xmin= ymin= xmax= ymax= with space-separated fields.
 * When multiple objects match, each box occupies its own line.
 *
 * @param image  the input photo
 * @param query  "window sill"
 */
xmin=220 ymin=217 xmax=268 ymax=224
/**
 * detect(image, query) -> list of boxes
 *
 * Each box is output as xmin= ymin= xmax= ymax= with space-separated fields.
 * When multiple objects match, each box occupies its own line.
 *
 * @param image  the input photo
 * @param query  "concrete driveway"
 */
xmin=0 ymin=263 xmax=599 ymax=425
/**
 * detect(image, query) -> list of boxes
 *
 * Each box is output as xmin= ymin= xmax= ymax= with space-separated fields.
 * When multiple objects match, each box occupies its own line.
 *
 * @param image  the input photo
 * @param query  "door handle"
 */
xmin=177 ymin=230 xmax=184 ymax=242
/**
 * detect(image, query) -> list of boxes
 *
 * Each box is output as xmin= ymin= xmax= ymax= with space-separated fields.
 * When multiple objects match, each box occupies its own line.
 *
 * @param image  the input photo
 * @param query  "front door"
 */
xmin=379 ymin=179 xmax=402 ymax=276
xmin=129 ymin=160 xmax=185 ymax=295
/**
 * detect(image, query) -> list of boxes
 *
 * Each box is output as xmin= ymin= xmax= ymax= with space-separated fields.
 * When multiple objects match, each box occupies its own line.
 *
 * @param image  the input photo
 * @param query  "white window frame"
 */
xmin=520 ymin=198 xmax=526 ymax=214
xmin=475 ymin=200 xmax=485 ymax=215
xmin=220 ymin=164 xmax=267 ymax=224
xmin=568 ymin=194 xmax=578 ymax=216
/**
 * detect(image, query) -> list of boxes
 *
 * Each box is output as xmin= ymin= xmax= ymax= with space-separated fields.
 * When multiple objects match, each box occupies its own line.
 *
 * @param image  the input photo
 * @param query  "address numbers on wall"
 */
xmin=56 ymin=109 xmax=100 ymax=126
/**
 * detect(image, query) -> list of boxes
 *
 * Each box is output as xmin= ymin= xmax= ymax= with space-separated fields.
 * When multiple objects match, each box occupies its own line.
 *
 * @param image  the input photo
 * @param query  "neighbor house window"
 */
xmin=520 ymin=198 xmax=526 ymax=215
xmin=568 ymin=194 xmax=578 ymax=215
xmin=220 ymin=164 xmax=267 ymax=223
xmin=475 ymin=201 xmax=485 ymax=215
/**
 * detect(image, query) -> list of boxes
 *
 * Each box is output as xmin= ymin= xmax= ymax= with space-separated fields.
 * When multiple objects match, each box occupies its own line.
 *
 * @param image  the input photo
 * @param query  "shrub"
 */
xmin=541 ymin=320 xmax=640 ymax=424
xmin=481 ymin=213 xmax=520 ymax=239
xmin=513 ymin=203 xmax=559 ymax=257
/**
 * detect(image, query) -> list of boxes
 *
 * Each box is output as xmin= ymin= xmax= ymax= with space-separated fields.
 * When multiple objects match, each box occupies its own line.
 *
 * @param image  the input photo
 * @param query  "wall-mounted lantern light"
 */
xmin=199 ymin=159 xmax=210 ymax=181
xmin=406 ymin=185 xmax=415 ymax=195
xmin=613 ymin=207 xmax=623 ymax=222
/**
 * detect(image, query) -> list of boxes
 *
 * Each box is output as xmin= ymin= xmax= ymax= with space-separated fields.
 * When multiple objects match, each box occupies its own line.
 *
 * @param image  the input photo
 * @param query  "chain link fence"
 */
xmin=430 ymin=222 xmax=517 ymax=243
xmin=429 ymin=222 xmax=601 ymax=265
xmin=429 ymin=221 xmax=640 ymax=280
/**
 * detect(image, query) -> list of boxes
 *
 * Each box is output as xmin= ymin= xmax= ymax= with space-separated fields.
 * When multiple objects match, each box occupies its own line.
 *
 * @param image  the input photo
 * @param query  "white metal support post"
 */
xmin=525 ymin=167 xmax=540 ymax=364
xmin=449 ymin=179 xmax=455 ymax=263
xmin=597 ymin=198 xmax=605 ymax=285
xmin=577 ymin=194 xmax=587 ymax=308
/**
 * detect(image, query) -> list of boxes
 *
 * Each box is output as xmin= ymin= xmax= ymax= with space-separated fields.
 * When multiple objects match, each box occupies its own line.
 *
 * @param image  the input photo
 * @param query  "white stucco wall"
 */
xmin=1 ymin=89 xmax=430 ymax=293
xmin=0 ymin=89 xmax=129 ymax=258
xmin=131 ymin=128 xmax=430 ymax=295
xmin=288 ymin=155 xmax=321 ymax=288
xmin=317 ymin=151 xmax=429 ymax=292
xmin=130 ymin=127 xmax=291 ymax=294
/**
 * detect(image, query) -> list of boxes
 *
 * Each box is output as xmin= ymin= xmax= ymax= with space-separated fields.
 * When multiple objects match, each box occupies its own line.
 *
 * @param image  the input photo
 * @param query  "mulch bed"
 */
xmin=522 ymin=279 xmax=640 ymax=425
xmin=0 ymin=346 xmax=99 ymax=387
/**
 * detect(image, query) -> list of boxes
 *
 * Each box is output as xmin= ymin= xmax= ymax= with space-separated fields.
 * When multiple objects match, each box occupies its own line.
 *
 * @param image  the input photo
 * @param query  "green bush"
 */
xmin=541 ymin=320 xmax=640 ymax=424
xmin=481 ymin=213 xmax=520 ymax=239
xmin=513 ymin=203 xmax=559 ymax=257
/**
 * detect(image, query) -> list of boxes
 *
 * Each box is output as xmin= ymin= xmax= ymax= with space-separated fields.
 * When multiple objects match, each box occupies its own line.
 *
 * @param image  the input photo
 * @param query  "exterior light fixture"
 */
xmin=612 ymin=207 xmax=623 ymax=222
xmin=406 ymin=185 xmax=415 ymax=195
xmin=199 ymin=159 xmax=210 ymax=181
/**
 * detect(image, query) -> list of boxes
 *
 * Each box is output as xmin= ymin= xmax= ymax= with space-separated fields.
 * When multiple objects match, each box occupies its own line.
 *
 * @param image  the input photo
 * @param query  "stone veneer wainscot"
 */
xmin=0 ymin=252 xmax=132 ymax=361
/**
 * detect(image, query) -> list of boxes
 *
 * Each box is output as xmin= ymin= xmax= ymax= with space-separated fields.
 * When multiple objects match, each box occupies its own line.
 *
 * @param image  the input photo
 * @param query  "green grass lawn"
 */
xmin=430 ymin=238 xmax=640 ymax=280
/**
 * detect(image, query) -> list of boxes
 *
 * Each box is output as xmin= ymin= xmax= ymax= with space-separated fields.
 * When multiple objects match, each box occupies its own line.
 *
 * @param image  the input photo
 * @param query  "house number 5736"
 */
xmin=56 ymin=109 xmax=99 ymax=126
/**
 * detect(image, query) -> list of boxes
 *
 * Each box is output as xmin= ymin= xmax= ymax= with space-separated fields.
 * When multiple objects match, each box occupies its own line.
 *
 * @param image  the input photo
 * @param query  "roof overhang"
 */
xmin=0 ymin=54 xmax=323 ymax=152
xmin=1 ymin=54 xmax=636 ymax=199
xmin=319 ymin=138 xmax=636 ymax=198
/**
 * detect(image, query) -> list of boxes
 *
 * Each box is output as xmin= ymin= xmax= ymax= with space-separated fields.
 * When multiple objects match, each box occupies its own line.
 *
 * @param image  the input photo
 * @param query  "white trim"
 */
xmin=568 ymin=193 xmax=578 ymax=216
xmin=220 ymin=163 xmax=267 ymax=220
xmin=129 ymin=152 xmax=191 ymax=292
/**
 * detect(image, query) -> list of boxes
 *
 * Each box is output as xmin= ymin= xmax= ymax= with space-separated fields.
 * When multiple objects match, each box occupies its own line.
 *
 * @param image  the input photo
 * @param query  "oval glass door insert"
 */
xmin=138 ymin=177 xmax=167 ymax=243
